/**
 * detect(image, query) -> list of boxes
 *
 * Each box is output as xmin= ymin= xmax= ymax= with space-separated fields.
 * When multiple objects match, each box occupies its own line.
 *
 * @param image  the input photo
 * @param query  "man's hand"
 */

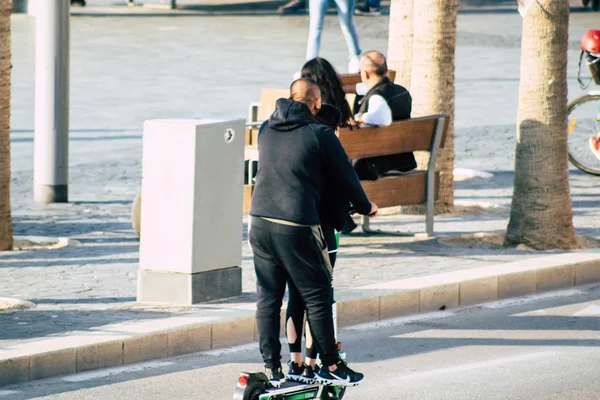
xmin=368 ymin=202 xmax=379 ymax=217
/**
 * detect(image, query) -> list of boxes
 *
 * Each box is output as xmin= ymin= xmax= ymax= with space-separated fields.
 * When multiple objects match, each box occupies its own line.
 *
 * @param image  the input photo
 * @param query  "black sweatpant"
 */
xmin=286 ymin=224 xmax=337 ymax=359
xmin=249 ymin=217 xmax=339 ymax=370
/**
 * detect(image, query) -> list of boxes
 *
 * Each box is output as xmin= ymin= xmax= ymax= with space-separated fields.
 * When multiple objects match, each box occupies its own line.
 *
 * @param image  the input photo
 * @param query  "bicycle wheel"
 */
xmin=567 ymin=94 xmax=600 ymax=175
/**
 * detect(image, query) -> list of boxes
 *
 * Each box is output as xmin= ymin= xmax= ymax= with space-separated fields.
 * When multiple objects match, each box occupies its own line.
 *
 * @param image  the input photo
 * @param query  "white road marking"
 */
xmin=203 ymin=342 xmax=259 ymax=356
xmin=0 ymin=391 xmax=20 ymax=397
xmin=481 ymin=289 xmax=584 ymax=309
xmin=344 ymin=311 xmax=454 ymax=331
xmin=401 ymin=351 xmax=560 ymax=380
xmin=574 ymin=304 xmax=600 ymax=316
xmin=61 ymin=361 xmax=175 ymax=382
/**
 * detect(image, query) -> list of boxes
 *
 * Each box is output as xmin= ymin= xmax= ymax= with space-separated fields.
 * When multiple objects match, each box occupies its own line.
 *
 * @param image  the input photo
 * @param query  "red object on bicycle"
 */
xmin=581 ymin=29 xmax=600 ymax=54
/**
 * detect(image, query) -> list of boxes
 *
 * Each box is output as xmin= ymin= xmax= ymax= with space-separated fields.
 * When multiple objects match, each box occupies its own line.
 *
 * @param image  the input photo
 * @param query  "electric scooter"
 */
xmin=233 ymin=343 xmax=347 ymax=400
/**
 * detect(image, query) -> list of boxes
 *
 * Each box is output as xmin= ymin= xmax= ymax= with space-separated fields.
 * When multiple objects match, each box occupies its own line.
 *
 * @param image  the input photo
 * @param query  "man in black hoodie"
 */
xmin=249 ymin=78 xmax=377 ymax=387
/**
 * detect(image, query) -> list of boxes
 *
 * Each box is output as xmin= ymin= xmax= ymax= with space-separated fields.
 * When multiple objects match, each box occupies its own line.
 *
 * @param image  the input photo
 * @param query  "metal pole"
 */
xmin=171 ymin=0 xmax=176 ymax=9
xmin=34 ymin=0 xmax=70 ymax=204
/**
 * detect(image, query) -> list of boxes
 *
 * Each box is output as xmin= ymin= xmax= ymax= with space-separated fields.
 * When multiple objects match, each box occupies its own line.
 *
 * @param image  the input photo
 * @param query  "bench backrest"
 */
xmin=255 ymin=71 xmax=397 ymax=123
xmin=338 ymin=70 xmax=396 ymax=87
xmin=257 ymin=88 xmax=289 ymax=122
xmin=338 ymin=115 xmax=449 ymax=160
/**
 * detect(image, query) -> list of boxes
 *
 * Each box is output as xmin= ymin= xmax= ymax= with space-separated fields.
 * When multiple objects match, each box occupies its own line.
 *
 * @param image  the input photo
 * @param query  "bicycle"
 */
xmin=568 ymin=29 xmax=600 ymax=175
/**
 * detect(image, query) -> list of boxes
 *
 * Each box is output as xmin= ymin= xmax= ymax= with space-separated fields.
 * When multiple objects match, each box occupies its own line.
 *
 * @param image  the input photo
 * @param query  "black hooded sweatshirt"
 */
xmin=249 ymin=98 xmax=371 ymax=226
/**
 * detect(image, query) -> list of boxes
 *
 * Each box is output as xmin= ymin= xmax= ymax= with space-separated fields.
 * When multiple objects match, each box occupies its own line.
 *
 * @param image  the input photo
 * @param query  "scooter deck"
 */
xmin=259 ymin=381 xmax=322 ymax=400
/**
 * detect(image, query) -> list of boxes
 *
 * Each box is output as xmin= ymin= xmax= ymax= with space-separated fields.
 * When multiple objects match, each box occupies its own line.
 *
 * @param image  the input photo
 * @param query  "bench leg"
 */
xmin=361 ymin=215 xmax=370 ymax=232
xmin=425 ymin=201 xmax=434 ymax=238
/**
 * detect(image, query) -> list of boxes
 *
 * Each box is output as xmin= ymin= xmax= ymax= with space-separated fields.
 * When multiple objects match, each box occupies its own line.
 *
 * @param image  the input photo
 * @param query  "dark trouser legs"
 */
xmin=250 ymin=218 xmax=339 ymax=369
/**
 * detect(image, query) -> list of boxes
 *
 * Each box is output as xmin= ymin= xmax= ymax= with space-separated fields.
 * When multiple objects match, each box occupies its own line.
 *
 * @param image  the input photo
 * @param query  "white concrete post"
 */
xmin=137 ymin=119 xmax=245 ymax=305
xmin=33 ymin=0 xmax=70 ymax=203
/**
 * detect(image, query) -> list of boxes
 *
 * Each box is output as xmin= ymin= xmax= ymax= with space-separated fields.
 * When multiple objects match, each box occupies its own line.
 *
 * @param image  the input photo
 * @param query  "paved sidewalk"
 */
xmin=2 ymin=8 xmax=600 ymax=386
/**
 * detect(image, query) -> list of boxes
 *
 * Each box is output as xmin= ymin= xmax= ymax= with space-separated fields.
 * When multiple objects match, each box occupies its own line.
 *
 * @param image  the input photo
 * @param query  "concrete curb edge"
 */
xmin=2 ymin=253 xmax=600 ymax=387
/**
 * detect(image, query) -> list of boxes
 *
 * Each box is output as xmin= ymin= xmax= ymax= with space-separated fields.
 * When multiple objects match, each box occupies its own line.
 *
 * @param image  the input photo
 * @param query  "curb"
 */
xmin=1 ymin=251 xmax=600 ymax=387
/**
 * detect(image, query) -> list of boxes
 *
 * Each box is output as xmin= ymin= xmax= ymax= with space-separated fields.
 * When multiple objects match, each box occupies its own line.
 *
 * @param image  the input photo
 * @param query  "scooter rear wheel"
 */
xmin=244 ymin=382 xmax=266 ymax=400
xmin=320 ymin=385 xmax=346 ymax=399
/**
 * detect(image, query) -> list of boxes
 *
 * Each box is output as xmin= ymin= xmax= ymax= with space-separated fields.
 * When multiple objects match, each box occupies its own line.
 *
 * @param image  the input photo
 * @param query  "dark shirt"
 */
xmin=249 ymin=98 xmax=371 ymax=225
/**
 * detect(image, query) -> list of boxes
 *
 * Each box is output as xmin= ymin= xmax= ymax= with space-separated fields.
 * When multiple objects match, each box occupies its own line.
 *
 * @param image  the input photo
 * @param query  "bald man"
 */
xmin=249 ymin=78 xmax=376 ymax=388
xmin=340 ymin=51 xmax=413 ymax=234
xmin=352 ymin=50 xmax=414 ymax=178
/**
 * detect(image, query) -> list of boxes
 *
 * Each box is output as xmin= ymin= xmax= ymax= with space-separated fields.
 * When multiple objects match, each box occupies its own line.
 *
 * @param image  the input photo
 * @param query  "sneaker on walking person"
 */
xmin=315 ymin=360 xmax=364 ymax=386
xmin=348 ymin=55 xmax=361 ymax=73
xmin=278 ymin=0 xmax=306 ymax=14
xmin=286 ymin=361 xmax=305 ymax=382
xmin=300 ymin=364 xmax=320 ymax=384
xmin=266 ymin=366 xmax=286 ymax=387
xmin=354 ymin=4 xmax=381 ymax=16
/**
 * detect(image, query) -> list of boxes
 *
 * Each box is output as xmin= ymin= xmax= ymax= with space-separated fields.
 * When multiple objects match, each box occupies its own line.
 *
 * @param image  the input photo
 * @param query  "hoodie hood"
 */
xmin=268 ymin=98 xmax=316 ymax=132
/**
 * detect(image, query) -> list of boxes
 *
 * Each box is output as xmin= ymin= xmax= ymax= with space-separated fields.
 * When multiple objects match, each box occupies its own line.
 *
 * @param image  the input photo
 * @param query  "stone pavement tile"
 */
xmin=378 ymin=290 xmax=419 ymax=320
xmin=419 ymin=284 xmax=459 ymax=313
xmin=575 ymin=260 xmax=600 ymax=285
xmin=537 ymin=265 xmax=575 ymax=293
xmin=498 ymin=271 xmax=537 ymax=299
xmin=30 ymin=349 xmax=77 ymax=380
xmin=336 ymin=296 xmax=379 ymax=328
xmin=167 ymin=325 xmax=211 ymax=357
xmin=459 ymin=277 xmax=498 ymax=306
xmin=77 ymin=341 xmax=124 ymax=372
xmin=0 ymin=357 xmax=30 ymax=386
xmin=123 ymin=333 xmax=168 ymax=364
xmin=210 ymin=316 xmax=255 ymax=349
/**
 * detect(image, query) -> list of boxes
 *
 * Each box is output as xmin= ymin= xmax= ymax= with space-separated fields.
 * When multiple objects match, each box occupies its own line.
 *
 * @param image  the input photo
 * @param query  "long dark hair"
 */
xmin=301 ymin=58 xmax=353 ymax=127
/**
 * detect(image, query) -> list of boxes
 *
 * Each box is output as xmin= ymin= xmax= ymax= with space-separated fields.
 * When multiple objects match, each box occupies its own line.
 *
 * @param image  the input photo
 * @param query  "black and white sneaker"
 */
xmin=299 ymin=364 xmax=319 ymax=384
xmin=354 ymin=5 xmax=381 ymax=16
xmin=315 ymin=361 xmax=364 ymax=387
xmin=286 ymin=361 xmax=305 ymax=382
xmin=265 ymin=367 xmax=286 ymax=387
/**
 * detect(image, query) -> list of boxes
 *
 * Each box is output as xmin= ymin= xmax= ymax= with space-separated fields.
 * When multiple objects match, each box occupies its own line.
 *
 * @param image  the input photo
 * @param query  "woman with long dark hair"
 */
xmin=300 ymin=57 xmax=354 ymax=127
xmin=284 ymin=57 xmax=354 ymax=384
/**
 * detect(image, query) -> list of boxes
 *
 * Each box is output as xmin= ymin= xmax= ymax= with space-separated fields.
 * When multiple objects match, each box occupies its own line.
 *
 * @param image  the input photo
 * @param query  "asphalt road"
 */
xmin=2 ymin=284 xmax=600 ymax=400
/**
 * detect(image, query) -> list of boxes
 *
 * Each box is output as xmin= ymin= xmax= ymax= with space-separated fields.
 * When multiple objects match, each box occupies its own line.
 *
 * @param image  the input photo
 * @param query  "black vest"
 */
xmin=353 ymin=77 xmax=416 ymax=180
xmin=355 ymin=77 xmax=412 ymax=120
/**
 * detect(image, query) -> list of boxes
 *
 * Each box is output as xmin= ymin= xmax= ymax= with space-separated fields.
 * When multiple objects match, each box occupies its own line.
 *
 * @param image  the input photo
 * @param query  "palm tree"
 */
xmin=505 ymin=0 xmax=578 ymax=250
xmin=408 ymin=0 xmax=458 ymax=214
xmin=387 ymin=0 xmax=413 ymax=89
xmin=0 ymin=0 xmax=12 ymax=251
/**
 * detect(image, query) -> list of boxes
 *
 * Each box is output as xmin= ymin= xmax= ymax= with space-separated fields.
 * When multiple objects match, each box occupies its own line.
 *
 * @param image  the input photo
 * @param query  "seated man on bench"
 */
xmin=342 ymin=51 xmax=415 ymax=234
xmin=352 ymin=50 xmax=415 ymax=181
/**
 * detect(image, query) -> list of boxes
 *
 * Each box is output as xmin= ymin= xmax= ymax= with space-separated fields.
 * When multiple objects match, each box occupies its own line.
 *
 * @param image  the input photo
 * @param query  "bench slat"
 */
xmin=360 ymin=172 xmax=439 ymax=208
xmin=339 ymin=71 xmax=396 ymax=87
xmin=338 ymin=116 xmax=443 ymax=159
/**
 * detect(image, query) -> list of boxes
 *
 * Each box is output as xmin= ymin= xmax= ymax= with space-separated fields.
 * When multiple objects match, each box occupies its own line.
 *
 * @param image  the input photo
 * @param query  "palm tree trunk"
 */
xmin=387 ymin=0 xmax=413 ymax=89
xmin=505 ymin=0 xmax=578 ymax=250
xmin=0 ymin=0 xmax=12 ymax=251
xmin=406 ymin=0 xmax=457 ymax=214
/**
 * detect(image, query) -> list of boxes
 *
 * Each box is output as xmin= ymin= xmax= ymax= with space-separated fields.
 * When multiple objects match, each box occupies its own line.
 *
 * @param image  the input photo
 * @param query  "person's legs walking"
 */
xmin=306 ymin=0 xmax=330 ymax=60
xmin=333 ymin=0 xmax=362 ymax=71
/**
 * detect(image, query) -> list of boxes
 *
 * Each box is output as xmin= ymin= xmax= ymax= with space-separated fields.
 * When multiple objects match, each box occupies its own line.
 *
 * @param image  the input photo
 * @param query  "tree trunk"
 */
xmin=505 ymin=0 xmax=578 ymax=250
xmin=405 ymin=0 xmax=457 ymax=215
xmin=0 ymin=0 xmax=12 ymax=251
xmin=387 ymin=0 xmax=413 ymax=89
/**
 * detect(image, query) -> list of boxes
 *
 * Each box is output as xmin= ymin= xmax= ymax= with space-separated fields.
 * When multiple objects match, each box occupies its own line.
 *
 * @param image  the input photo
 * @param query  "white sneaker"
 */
xmin=590 ymin=135 xmax=600 ymax=161
xmin=348 ymin=56 xmax=360 ymax=73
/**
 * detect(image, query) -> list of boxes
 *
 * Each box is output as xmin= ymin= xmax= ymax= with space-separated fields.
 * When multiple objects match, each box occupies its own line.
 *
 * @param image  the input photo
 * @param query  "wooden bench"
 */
xmin=242 ymin=71 xmax=449 ymax=236
xmin=243 ymin=115 xmax=448 ymax=237
xmin=337 ymin=115 xmax=448 ymax=236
